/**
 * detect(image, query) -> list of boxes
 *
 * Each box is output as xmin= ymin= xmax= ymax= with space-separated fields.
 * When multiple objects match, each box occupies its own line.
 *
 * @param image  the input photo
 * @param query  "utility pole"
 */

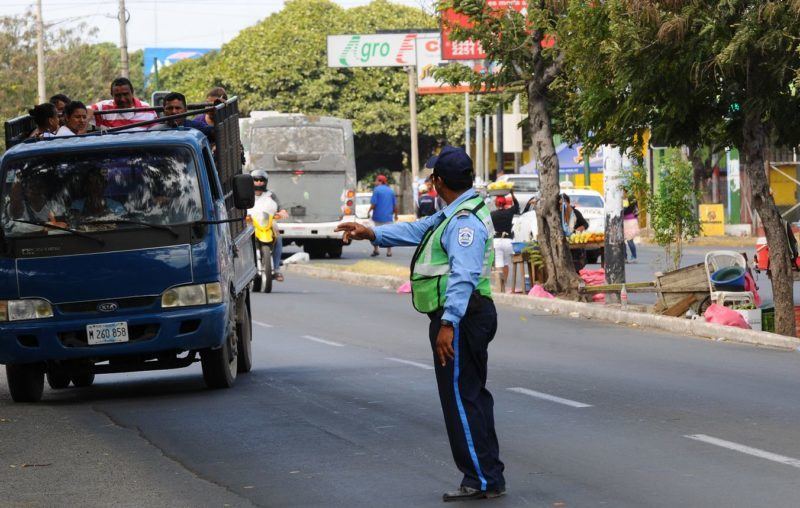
xmin=118 ymin=0 xmax=130 ymax=78
xmin=495 ymin=103 xmax=504 ymax=176
xmin=475 ymin=113 xmax=483 ymax=182
xmin=35 ymin=0 xmax=46 ymax=104
xmin=407 ymin=67 xmax=420 ymax=206
xmin=464 ymin=93 xmax=470 ymax=159
xmin=604 ymin=148 xmax=625 ymax=301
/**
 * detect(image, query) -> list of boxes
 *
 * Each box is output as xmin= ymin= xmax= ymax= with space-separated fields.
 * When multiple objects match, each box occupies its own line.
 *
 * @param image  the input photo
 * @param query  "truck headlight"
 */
xmin=161 ymin=283 xmax=223 ymax=308
xmin=0 ymin=299 xmax=53 ymax=321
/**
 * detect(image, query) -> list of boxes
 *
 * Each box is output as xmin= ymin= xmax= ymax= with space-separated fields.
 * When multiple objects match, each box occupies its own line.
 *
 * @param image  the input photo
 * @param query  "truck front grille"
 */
xmin=57 ymin=296 xmax=158 ymax=314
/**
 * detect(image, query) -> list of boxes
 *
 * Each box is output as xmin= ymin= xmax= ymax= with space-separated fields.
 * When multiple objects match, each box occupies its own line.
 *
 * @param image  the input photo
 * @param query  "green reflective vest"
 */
xmin=410 ymin=195 xmax=494 ymax=314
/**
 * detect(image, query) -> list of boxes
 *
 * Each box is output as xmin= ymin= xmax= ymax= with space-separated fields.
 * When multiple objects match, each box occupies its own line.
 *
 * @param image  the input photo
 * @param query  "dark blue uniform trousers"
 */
xmin=428 ymin=293 xmax=505 ymax=491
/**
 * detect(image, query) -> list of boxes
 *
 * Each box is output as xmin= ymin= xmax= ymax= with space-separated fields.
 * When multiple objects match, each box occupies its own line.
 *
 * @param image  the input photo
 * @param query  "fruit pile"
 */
xmin=487 ymin=181 xmax=514 ymax=196
xmin=487 ymin=181 xmax=514 ymax=190
xmin=521 ymin=242 xmax=544 ymax=268
xmin=568 ymin=231 xmax=604 ymax=244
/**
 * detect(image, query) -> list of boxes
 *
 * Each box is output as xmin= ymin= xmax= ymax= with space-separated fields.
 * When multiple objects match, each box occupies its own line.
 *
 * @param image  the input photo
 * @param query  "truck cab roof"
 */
xmin=1 ymin=128 xmax=209 ymax=162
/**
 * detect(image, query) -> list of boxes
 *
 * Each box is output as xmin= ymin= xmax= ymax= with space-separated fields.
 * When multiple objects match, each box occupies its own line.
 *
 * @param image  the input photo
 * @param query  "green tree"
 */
xmin=0 ymin=13 xmax=145 ymax=149
xmin=160 ymin=0 xmax=466 ymax=170
xmin=435 ymin=0 xmax=580 ymax=295
xmin=650 ymin=154 xmax=701 ymax=270
xmin=564 ymin=0 xmax=800 ymax=336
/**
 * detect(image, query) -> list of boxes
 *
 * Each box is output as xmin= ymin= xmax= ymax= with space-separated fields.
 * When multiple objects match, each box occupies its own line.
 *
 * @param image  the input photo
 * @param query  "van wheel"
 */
xmin=327 ymin=242 xmax=343 ymax=259
xmin=201 ymin=311 xmax=238 ymax=389
xmin=6 ymin=364 xmax=44 ymax=402
xmin=47 ymin=370 xmax=71 ymax=389
xmin=236 ymin=295 xmax=253 ymax=374
xmin=71 ymin=372 xmax=95 ymax=388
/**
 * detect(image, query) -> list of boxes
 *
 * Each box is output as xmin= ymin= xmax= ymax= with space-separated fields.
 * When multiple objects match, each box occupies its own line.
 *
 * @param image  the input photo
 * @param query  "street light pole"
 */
xmin=407 ymin=66 xmax=420 ymax=198
xmin=118 ymin=0 xmax=130 ymax=78
xmin=35 ymin=0 xmax=46 ymax=104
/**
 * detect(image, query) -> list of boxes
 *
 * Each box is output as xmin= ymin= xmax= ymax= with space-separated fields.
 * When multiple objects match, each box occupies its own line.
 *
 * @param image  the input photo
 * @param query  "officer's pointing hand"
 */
xmin=335 ymin=222 xmax=375 ymax=244
xmin=435 ymin=326 xmax=455 ymax=366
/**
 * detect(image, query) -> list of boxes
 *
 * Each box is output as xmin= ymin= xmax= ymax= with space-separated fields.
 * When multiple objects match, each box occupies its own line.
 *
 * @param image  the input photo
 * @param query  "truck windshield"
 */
xmin=251 ymin=126 xmax=345 ymax=155
xmin=1 ymin=146 xmax=203 ymax=238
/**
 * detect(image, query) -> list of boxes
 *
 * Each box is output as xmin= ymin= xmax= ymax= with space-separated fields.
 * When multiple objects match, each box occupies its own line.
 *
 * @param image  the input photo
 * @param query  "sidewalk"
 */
xmin=285 ymin=262 xmax=800 ymax=352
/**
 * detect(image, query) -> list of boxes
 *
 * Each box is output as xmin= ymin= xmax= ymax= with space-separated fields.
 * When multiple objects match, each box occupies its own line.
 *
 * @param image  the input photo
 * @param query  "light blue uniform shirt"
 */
xmin=373 ymin=189 xmax=488 ymax=325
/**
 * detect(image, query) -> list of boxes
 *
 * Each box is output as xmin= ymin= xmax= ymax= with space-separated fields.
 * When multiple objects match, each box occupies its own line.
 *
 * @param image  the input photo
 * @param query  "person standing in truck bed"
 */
xmin=91 ymin=77 xmax=157 ymax=130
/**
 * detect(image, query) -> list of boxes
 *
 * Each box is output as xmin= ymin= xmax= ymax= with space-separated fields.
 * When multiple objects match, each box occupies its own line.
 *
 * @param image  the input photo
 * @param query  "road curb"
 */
xmin=284 ymin=264 xmax=800 ymax=351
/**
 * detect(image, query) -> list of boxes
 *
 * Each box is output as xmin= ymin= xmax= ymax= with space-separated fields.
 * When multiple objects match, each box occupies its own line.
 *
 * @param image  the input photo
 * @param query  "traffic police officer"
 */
xmin=336 ymin=146 xmax=506 ymax=502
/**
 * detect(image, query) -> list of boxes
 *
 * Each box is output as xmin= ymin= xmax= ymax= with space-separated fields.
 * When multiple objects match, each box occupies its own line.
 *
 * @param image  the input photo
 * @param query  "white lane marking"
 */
xmin=301 ymin=335 xmax=345 ymax=347
xmin=507 ymin=387 xmax=593 ymax=408
xmin=253 ymin=321 xmax=273 ymax=328
xmin=386 ymin=357 xmax=434 ymax=370
xmin=685 ymin=434 xmax=800 ymax=469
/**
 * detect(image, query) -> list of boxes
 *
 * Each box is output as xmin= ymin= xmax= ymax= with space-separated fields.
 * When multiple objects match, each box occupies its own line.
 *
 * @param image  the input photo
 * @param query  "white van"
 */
xmin=240 ymin=113 xmax=357 ymax=258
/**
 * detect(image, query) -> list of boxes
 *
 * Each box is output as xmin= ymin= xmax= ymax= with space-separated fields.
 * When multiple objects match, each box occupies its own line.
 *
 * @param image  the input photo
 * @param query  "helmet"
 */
xmin=251 ymin=170 xmax=268 ymax=191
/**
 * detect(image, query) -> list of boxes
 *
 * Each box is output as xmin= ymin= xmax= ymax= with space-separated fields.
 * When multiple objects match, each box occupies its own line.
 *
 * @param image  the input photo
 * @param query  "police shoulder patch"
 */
xmin=458 ymin=227 xmax=474 ymax=247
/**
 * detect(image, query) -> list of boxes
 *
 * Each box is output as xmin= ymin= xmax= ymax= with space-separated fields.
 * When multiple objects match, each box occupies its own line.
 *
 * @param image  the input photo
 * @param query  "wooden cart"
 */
xmin=580 ymin=262 xmax=711 ymax=316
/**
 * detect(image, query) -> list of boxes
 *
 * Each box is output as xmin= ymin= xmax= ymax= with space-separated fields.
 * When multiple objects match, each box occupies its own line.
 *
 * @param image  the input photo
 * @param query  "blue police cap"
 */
xmin=432 ymin=146 xmax=473 ymax=181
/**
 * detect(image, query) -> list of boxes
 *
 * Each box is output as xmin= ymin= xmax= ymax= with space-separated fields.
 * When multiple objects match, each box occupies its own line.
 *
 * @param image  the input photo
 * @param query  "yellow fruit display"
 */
xmin=487 ymin=180 xmax=514 ymax=191
xmin=568 ymin=232 xmax=605 ymax=245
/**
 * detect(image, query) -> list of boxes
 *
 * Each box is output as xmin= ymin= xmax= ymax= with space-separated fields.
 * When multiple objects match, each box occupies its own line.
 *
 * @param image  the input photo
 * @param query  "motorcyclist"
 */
xmin=247 ymin=170 xmax=286 ymax=282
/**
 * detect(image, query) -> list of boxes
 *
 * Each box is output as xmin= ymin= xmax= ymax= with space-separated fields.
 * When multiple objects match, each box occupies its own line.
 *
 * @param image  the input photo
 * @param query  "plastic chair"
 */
xmin=704 ymin=250 xmax=754 ymax=306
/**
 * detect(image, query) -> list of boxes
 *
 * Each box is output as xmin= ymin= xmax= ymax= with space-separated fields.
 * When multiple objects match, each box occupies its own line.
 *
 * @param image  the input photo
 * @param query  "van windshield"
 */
xmin=251 ymin=126 xmax=345 ymax=155
xmin=1 ymin=146 xmax=203 ymax=238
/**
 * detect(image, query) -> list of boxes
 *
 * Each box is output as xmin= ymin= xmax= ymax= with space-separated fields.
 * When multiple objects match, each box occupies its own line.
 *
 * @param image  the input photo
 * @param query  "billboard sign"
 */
xmin=143 ymin=48 xmax=214 ymax=83
xmin=416 ymin=34 xmax=486 ymax=95
xmin=327 ymin=34 xmax=420 ymax=68
xmin=441 ymin=1 xmax=552 ymax=60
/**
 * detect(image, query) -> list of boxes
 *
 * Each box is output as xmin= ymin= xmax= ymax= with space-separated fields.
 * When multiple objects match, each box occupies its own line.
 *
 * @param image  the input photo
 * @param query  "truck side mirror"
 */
xmin=232 ymin=174 xmax=255 ymax=209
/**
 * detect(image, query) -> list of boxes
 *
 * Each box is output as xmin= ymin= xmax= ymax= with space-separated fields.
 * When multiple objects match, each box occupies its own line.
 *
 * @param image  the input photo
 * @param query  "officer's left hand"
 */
xmin=435 ymin=326 xmax=455 ymax=366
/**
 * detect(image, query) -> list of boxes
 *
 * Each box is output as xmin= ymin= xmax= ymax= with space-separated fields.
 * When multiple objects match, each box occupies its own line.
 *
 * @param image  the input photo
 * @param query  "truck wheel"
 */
xmin=71 ymin=372 xmax=95 ymax=388
xmin=201 ymin=312 xmax=238 ymax=389
xmin=6 ymin=364 xmax=44 ymax=402
xmin=47 ymin=370 xmax=71 ymax=389
xmin=327 ymin=241 xmax=343 ymax=259
xmin=260 ymin=244 xmax=273 ymax=293
xmin=236 ymin=295 xmax=253 ymax=374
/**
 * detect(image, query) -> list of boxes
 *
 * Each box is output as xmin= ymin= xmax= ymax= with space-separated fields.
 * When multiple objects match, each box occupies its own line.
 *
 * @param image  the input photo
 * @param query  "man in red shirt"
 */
xmin=91 ymin=77 xmax=157 ymax=130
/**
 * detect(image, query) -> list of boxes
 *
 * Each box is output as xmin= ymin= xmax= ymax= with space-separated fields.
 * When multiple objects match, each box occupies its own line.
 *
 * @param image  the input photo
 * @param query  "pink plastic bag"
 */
xmin=704 ymin=304 xmax=751 ymax=329
xmin=396 ymin=281 xmax=411 ymax=294
xmin=743 ymin=272 xmax=762 ymax=307
xmin=528 ymin=284 xmax=555 ymax=299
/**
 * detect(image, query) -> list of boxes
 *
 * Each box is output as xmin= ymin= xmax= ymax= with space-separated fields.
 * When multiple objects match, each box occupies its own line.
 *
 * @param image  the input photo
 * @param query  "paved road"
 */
xmin=3 ymin=275 xmax=800 ymax=506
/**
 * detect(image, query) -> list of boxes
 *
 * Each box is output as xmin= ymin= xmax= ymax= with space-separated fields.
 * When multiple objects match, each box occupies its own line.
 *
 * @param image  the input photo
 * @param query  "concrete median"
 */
xmin=284 ymin=264 xmax=800 ymax=351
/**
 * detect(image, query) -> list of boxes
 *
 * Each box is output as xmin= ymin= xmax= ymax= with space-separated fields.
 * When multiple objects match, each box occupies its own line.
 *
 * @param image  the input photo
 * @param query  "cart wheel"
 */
xmin=696 ymin=295 xmax=712 ymax=316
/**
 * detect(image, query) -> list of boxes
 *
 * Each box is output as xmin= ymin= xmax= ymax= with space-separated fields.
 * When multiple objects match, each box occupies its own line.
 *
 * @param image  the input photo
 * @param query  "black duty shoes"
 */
xmin=442 ymin=486 xmax=506 ymax=502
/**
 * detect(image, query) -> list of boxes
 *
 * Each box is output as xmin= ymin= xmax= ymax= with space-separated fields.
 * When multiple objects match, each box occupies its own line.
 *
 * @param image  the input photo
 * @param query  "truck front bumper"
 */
xmin=0 ymin=304 xmax=228 ymax=365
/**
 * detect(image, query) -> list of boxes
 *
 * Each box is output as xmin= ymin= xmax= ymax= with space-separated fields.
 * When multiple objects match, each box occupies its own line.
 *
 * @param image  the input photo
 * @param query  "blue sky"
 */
xmin=2 ymin=0 xmax=429 ymax=50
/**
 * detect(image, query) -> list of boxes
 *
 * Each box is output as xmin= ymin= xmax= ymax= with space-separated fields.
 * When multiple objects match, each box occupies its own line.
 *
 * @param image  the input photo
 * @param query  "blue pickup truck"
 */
xmin=0 ymin=99 xmax=257 ymax=402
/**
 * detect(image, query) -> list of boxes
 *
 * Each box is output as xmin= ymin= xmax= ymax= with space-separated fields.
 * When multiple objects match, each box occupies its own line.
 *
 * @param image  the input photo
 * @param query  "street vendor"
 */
xmin=559 ymin=193 xmax=589 ymax=234
xmin=560 ymin=193 xmax=590 ymax=271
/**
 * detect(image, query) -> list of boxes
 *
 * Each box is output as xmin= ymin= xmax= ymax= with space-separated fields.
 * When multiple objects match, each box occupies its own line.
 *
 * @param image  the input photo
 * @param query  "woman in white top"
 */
xmin=55 ymin=101 xmax=90 ymax=137
xmin=28 ymin=103 xmax=60 ymax=139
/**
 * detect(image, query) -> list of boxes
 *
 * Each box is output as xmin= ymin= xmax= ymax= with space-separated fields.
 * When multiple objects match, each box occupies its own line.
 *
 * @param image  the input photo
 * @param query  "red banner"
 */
xmin=441 ymin=1 xmax=553 ymax=61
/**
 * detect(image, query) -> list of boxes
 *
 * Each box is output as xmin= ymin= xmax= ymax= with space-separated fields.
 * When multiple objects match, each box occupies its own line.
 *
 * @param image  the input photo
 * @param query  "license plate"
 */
xmin=86 ymin=322 xmax=129 ymax=345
